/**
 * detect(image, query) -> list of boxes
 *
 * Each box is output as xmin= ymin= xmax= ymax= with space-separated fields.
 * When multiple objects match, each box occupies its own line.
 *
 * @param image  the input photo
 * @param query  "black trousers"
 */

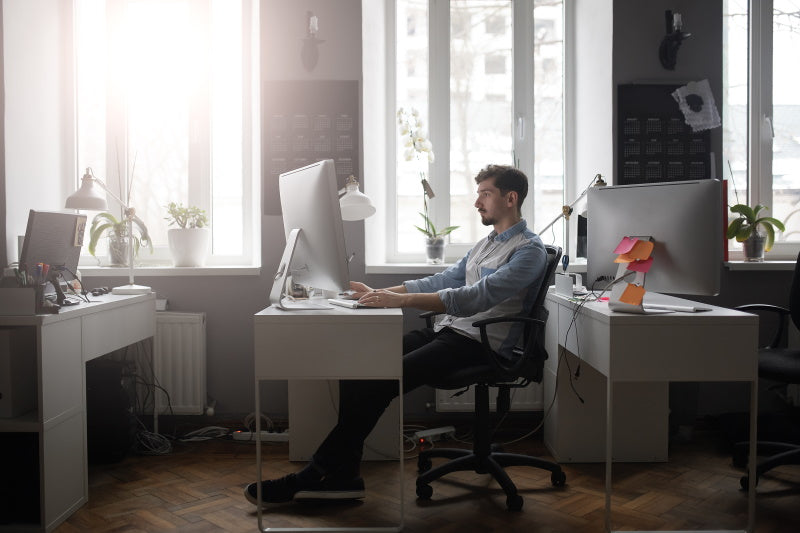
xmin=312 ymin=327 xmax=488 ymax=478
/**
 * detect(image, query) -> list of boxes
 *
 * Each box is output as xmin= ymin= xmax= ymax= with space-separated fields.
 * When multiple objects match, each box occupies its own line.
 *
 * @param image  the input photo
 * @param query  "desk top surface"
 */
xmin=546 ymin=289 xmax=757 ymax=325
xmin=0 ymin=292 xmax=155 ymax=326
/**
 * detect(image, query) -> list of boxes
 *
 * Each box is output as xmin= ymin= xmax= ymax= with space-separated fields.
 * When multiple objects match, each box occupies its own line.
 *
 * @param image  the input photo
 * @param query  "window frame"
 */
xmin=375 ymin=0 xmax=567 ymax=266
xmin=72 ymin=0 xmax=260 ymax=268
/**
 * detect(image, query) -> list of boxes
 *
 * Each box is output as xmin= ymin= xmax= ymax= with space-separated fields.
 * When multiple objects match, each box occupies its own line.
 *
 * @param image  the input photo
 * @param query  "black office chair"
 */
xmin=734 ymin=250 xmax=800 ymax=489
xmin=415 ymin=244 xmax=566 ymax=511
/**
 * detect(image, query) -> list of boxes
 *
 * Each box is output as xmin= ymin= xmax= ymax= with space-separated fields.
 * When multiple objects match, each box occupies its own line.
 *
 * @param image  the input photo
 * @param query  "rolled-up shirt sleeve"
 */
xmin=436 ymin=242 xmax=545 ymax=317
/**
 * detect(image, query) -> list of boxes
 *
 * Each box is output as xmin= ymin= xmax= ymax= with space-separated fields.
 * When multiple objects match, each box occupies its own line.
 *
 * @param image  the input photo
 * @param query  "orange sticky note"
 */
xmin=619 ymin=283 xmax=646 ymax=306
xmin=613 ymin=236 xmax=638 ymax=254
xmin=626 ymin=256 xmax=653 ymax=273
xmin=615 ymin=239 xmax=654 ymax=263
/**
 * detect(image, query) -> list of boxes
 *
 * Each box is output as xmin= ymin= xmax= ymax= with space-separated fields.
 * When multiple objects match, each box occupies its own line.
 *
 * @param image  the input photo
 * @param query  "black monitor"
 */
xmin=586 ymin=179 xmax=722 ymax=296
xmin=19 ymin=210 xmax=87 ymax=279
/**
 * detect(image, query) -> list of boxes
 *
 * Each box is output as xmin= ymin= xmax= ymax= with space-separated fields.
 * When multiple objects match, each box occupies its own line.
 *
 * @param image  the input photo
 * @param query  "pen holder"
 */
xmin=0 ymin=287 xmax=37 ymax=315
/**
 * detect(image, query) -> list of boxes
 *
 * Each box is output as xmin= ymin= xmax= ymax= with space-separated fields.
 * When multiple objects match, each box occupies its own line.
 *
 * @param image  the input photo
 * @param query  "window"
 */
xmin=723 ymin=0 xmax=800 ymax=259
xmin=386 ymin=0 xmax=565 ymax=264
xmin=74 ymin=0 xmax=258 ymax=267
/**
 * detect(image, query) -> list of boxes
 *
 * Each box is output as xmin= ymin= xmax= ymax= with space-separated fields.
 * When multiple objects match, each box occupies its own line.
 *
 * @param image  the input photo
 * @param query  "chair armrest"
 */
xmin=734 ymin=303 xmax=791 ymax=349
xmin=419 ymin=310 xmax=438 ymax=328
xmin=473 ymin=316 xmax=546 ymax=376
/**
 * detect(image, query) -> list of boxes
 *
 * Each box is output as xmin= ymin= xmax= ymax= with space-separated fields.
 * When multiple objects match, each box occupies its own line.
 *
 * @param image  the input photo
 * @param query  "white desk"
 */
xmin=0 ymin=293 xmax=156 ymax=532
xmin=253 ymin=305 xmax=404 ymax=532
xmin=543 ymin=290 xmax=759 ymax=533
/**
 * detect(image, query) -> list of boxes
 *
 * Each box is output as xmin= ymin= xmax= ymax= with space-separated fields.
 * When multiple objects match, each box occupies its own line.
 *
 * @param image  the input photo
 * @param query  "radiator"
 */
xmin=435 ymin=382 xmax=543 ymax=412
xmin=155 ymin=312 xmax=207 ymax=415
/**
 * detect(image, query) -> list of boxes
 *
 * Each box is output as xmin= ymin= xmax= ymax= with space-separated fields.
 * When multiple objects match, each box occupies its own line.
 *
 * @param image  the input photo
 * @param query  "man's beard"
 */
xmin=480 ymin=214 xmax=495 ymax=226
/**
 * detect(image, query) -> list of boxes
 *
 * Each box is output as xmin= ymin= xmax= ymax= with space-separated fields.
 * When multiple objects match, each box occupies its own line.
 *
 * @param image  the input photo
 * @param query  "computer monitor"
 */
xmin=586 ymin=179 xmax=722 ymax=296
xmin=19 ymin=210 xmax=87 ymax=278
xmin=269 ymin=159 xmax=350 ymax=309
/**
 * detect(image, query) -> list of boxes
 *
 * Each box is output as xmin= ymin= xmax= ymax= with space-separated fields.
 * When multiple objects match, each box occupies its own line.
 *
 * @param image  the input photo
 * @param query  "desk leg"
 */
xmin=747 ymin=379 xmax=757 ymax=533
xmin=605 ymin=378 xmax=613 ymax=533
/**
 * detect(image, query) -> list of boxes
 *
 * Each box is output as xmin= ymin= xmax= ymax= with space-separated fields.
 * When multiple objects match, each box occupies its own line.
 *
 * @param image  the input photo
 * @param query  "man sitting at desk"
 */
xmin=245 ymin=164 xmax=548 ymax=505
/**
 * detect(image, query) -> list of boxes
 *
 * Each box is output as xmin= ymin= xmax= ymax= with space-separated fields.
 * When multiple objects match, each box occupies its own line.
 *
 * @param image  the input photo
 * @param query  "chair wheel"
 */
xmin=416 ymin=483 xmax=433 ymax=500
xmin=417 ymin=457 xmax=432 ymax=473
xmin=551 ymin=470 xmax=566 ymax=486
xmin=506 ymin=493 xmax=523 ymax=511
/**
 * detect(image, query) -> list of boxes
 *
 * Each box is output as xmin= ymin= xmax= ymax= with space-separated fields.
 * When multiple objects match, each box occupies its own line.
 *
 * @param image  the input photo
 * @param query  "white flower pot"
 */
xmin=168 ymin=228 xmax=209 ymax=267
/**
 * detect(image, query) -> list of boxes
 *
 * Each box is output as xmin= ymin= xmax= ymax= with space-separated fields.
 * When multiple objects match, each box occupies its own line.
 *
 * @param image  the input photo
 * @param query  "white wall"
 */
xmin=3 ymin=0 xmax=74 ymax=261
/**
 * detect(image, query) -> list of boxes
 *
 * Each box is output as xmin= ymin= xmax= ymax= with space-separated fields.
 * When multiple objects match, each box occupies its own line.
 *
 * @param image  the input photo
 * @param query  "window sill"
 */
xmin=724 ymin=260 xmax=796 ymax=271
xmin=78 ymin=265 xmax=261 ymax=277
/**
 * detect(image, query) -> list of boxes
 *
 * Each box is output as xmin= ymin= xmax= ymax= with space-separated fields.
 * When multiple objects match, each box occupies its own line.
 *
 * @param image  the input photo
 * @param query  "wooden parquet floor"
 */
xmin=55 ymin=431 xmax=800 ymax=533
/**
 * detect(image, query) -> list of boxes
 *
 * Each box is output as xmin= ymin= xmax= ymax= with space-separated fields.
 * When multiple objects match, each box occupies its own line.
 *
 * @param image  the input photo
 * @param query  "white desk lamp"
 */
xmin=339 ymin=174 xmax=375 ymax=221
xmin=538 ymin=173 xmax=606 ymax=267
xmin=65 ymin=168 xmax=151 ymax=295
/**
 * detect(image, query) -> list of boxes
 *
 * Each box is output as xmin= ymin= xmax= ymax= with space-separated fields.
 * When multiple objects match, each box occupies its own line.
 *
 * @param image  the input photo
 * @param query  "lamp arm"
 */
xmin=536 ymin=174 xmax=604 ymax=235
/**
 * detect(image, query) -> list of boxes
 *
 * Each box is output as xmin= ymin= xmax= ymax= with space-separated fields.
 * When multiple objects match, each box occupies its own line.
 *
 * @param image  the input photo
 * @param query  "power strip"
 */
xmin=232 ymin=430 xmax=289 ymax=442
xmin=413 ymin=426 xmax=455 ymax=442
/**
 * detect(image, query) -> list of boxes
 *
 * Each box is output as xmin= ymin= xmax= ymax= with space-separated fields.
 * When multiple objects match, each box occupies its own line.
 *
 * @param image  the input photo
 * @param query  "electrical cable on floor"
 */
xmin=179 ymin=426 xmax=231 ymax=442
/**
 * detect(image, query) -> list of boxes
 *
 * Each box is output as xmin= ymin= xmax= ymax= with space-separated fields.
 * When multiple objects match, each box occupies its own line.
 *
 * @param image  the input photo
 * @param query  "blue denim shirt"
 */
xmin=404 ymin=219 xmax=547 ymax=356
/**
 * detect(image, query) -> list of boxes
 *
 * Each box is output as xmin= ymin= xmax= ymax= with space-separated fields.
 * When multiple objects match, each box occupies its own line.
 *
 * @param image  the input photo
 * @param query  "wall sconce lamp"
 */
xmin=659 ymin=10 xmax=691 ymax=70
xmin=301 ymin=11 xmax=324 ymax=72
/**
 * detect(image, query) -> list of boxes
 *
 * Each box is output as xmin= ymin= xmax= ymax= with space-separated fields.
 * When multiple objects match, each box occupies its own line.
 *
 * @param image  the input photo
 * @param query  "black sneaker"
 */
xmin=244 ymin=473 xmax=365 ymax=506
xmin=294 ymin=476 xmax=365 ymax=500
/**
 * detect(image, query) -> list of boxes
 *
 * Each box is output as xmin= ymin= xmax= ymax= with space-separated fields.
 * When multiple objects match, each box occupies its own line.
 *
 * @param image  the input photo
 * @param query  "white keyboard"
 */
xmin=328 ymin=298 xmax=367 ymax=309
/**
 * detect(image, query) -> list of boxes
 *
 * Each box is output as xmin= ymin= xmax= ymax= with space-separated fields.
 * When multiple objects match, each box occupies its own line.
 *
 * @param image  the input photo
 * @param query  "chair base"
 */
xmin=416 ymin=445 xmax=566 ymax=510
xmin=734 ymin=440 xmax=800 ymax=489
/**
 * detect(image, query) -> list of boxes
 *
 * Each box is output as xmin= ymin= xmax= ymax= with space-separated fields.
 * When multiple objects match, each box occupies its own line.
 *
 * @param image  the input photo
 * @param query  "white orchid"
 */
xmin=397 ymin=106 xmax=455 ymax=240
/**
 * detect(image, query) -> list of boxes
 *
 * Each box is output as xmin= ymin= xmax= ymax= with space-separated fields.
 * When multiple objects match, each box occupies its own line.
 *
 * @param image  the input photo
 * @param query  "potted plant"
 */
xmin=416 ymin=213 xmax=459 ymax=265
xmin=397 ymin=106 xmax=459 ymax=264
xmin=165 ymin=202 xmax=210 ymax=266
xmin=87 ymin=211 xmax=153 ymax=266
xmin=726 ymin=203 xmax=785 ymax=262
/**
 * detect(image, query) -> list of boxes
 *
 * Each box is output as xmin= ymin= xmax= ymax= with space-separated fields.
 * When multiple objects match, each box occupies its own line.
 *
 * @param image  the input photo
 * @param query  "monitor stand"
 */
xmin=269 ymin=228 xmax=333 ymax=311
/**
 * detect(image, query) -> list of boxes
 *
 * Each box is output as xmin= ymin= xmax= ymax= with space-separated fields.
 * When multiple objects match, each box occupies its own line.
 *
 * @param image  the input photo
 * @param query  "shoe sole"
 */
xmin=294 ymin=489 xmax=366 ymax=500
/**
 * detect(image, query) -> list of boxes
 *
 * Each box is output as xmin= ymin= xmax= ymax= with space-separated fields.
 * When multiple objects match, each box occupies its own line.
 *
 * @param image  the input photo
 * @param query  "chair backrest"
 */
xmin=514 ymin=245 xmax=561 ymax=383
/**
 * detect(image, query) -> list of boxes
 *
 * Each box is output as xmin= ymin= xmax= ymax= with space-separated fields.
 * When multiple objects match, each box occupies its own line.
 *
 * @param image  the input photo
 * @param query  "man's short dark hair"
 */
xmin=474 ymin=164 xmax=529 ymax=209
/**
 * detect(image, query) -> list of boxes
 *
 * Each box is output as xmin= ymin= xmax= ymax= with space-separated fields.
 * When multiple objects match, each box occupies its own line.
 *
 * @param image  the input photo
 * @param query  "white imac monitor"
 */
xmin=586 ymin=179 xmax=722 ymax=296
xmin=269 ymin=159 xmax=350 ymax=309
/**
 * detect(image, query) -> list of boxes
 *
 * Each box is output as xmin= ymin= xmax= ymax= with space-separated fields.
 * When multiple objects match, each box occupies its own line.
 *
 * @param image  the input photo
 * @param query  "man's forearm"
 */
xmin=400 ymin=292 xmax=445 ymax=313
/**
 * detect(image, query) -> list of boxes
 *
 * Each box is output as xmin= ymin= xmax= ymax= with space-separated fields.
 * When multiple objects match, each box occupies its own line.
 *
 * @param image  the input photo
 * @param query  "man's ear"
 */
xmin=506 ymin=190 xmax=518 ymax=207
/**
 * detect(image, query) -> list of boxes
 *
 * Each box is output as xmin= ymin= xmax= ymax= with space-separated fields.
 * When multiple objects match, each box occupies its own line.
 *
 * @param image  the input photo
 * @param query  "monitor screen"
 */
xmin=19 ymin=210 xmax=87 ymax=278
xmin=586 ymin=179 xmax=722 ymax=296
xmin=277 ymin=159 xmax=350 ymax=295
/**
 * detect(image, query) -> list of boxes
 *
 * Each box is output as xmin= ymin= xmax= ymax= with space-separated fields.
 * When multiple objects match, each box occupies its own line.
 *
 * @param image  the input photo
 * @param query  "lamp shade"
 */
xmin=339 ymin=175 xmax=376 ymax=221
xmin=65 ymin=172 xmax=108 ymax=211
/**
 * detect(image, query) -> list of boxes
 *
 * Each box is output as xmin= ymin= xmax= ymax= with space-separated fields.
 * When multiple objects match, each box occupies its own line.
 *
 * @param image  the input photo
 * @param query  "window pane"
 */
xmin=449 ymin=0 xmax=513 ymax=245
xmin=123 ymin=0 xmax=192 ymax=250
xmin=772 ymin=1 xmax=800 ymax=243
xmin=722 ymin=0 xmax=748 ymax=217
xmin=532 ymin=0 xmax=564 ymax=248
xmin=396 ymin=0 xmax=429 ymax=254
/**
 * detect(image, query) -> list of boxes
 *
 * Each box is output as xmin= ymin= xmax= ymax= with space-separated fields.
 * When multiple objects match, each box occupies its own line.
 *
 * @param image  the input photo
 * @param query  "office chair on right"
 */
xmin=415 ymin=245 xmax=566 ymax=511
xmin=733 ymin=250 xmax=800 ymax=489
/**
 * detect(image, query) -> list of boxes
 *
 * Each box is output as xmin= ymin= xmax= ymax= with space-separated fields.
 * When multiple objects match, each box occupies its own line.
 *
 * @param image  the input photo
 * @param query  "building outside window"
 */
xmin=390 ymin=0 xmax=565 ymax=264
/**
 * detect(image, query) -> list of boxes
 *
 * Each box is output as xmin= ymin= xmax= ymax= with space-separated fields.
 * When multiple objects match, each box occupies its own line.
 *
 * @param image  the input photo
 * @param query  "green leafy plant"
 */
xmin=726 ymin=203 xmax=785 ymax=252
xmin=165 ymin=202 xmax=208 ymax=229
xmin=87 ymin=212 xmax=153 ymax=258
xmin=415 ymin=213 xmax=459 ymax=240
